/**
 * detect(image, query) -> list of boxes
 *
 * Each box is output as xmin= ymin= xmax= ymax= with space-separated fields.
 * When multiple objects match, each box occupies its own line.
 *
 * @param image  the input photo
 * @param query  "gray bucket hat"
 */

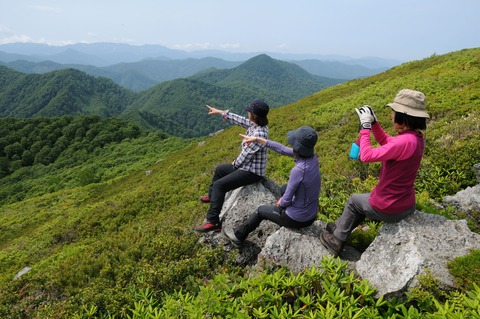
xmin=386 ymin=89 xmax=430 ymax=119
xmin=287 ymin=126 xmax=318 ymax=158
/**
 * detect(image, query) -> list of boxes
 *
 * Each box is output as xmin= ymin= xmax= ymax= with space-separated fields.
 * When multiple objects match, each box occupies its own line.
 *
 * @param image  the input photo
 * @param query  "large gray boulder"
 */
xmin=355 ymin=211 xmax=480 ymax=298
xmin=198 ymin=178 xmax=283 ymax=265
xmin=199 ymin=177 xmax=480 ymax=298
xmin=258 ymin=221 xmax=361 ymax=273
xmin=204 ymin=178 xmax=360 ymax=269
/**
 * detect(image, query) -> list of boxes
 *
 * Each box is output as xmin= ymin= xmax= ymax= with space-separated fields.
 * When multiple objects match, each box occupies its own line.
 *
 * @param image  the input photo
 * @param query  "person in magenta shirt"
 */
xmin=320 ymin=89 xmax=430 ymax=256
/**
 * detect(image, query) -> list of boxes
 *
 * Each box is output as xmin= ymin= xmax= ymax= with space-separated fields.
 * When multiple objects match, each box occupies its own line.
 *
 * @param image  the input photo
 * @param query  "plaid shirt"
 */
xmin=224 ymin=111 xmax=268 ymax=176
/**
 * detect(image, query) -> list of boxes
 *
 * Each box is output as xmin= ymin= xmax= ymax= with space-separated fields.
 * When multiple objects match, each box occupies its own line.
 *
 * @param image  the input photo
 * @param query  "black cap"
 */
xmin=244 ymin=100 xmax=269 ymax=117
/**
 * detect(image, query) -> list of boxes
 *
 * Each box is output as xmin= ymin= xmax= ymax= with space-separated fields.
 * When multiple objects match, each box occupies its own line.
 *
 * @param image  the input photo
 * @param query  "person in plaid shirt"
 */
xmin=195 ymin=100 xmax=269 ymax=233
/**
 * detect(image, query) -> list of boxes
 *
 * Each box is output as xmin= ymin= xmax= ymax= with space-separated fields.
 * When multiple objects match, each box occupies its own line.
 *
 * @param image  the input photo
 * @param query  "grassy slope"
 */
xmin=0 ymin=48 xmax=479 ymax=316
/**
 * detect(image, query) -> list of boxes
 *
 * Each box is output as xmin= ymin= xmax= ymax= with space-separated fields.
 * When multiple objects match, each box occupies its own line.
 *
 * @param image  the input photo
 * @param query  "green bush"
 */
xmin=84 ymin=257 xmax=480 ymax=319
xmin=447 ymin=249 xmax=480 ymax=291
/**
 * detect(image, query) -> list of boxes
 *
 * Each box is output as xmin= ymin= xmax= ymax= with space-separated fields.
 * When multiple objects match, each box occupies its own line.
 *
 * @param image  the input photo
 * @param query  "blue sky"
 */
xmin=0 ymin=0 xmax=479 ymax=61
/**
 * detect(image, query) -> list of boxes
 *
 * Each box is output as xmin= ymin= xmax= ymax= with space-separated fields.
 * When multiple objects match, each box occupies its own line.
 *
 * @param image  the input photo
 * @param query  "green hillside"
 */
xmin=0 ymin=66 xmax=134 ymax=117
xmin=0 ymin=116 xmax=192 ymax=206
xmin=124 ymin=77 xmax=241 ymax=137
xmin=0 ymin=48 xmax=479 ymax=317
xmin=129 ymin=54 xmax=343 ymax=137
xmin=99 ymin=57 xmax=242 ymax=91
xmin=191 ymin=54 xmax=342 ymax=105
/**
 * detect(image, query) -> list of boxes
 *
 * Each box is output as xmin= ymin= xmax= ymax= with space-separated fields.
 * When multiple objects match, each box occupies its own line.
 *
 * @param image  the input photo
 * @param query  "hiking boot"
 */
xmin=195 ymin=220 xmax=221 ymax=233
xmin=325 ymin=222 xmax=336 ymax=234
xmin=199 ymin=195 xmax=210 ymax=203
xmin=320 ymin=231 xmax=345 ymax=256
xmin=221 ymin=228 xmax=243 ymax=247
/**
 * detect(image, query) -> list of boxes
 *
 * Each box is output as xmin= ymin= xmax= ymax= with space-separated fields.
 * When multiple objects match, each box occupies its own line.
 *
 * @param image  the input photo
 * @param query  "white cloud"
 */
xmin=172 ymin=42 xmax=212 ymax=51
xmin=171 ymin=42 xmax=243 ymax=51
xmin=0 ymin=35 xmax=31 ymax=45
xmin=0 ymin=26 xmax=32 ymax=44
xmin=119 ymin=37 xmax=136 ymax=44
xmin=219 ymin=43 xmax=241 ymax=50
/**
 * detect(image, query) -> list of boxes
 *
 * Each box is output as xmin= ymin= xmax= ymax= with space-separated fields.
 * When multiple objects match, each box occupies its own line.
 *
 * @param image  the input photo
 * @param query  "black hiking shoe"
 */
xmin=221 ymin=228 xmax=243 ymax=248
xmin=325 ymin=222 xmax=336 ymax=234
xmin=320 ymin=231 xmax=345 ymax=256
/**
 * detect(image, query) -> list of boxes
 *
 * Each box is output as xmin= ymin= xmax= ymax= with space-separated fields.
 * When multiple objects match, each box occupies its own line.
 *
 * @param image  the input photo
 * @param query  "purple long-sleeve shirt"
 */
xmin=266 ymin=140 xmax=321 ymax=222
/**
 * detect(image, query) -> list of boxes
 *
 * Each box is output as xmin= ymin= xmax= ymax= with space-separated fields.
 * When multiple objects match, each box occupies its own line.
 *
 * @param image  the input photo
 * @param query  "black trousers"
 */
xmin=234 ymin=194 xmax=315 ymax=241
xmin=206 ymin=163 xmax=263 ymax=224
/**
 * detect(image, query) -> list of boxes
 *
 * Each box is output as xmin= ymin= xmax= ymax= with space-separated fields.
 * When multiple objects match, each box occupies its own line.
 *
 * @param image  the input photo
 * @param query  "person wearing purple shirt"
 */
xmin=222 ymin=126 xmax=321 ymax=247
xmin=320 ymin=89 xmax=430 ymax=256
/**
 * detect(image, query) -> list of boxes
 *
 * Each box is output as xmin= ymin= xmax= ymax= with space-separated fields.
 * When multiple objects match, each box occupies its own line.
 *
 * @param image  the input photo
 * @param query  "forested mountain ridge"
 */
xmin=0 ymin=66 xmax=135 ymax=117
xmin=127 ymin=54 xmax=344 ymax=137
xmin=0 ymin=48 xmax=479 ymax=317
xmin=190 ymin=54 xmax=339 ymax=101
xmin=1 ymin=54 xmax=343 ymax=137
xmin=0 ymin=57 xmax=242 ymax=91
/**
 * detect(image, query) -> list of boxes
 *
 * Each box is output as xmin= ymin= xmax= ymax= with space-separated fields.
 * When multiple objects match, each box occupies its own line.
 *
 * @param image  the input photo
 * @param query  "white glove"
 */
xmin=363 ymin=105 xmax=378 ymax=124
xmin=355 ymin=106 xmax=374 ymax=130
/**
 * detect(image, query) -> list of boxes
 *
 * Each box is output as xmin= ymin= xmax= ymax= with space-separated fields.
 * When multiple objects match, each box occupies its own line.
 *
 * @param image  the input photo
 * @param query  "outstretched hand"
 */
xmin=239 ymin=134 xmax=266 ymax=146
xmin=206 ymin=104 xmax=223 ymax=115
xmin=239 ymin=134 xmax=256 ymax=145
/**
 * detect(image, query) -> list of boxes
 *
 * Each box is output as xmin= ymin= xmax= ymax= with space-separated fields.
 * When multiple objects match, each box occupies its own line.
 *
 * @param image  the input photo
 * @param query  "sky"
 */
xmin=0 ymin=0 xmax=479 ymax=62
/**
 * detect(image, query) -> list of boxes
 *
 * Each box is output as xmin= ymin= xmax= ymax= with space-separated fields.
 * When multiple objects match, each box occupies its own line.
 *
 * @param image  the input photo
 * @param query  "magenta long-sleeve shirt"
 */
xmin=359 ymin=124 xmax=425 ymax=214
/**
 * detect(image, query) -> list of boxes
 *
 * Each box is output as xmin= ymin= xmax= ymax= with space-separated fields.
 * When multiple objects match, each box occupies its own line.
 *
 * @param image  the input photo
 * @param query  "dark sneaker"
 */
xmin=326 ymin=222 xmax=336 ymax=234
xmin=320 ymin=231 xmax=345 ymax=256
xmin=221 ymin=228 xmax=243 ymax=247
xmin=195 ymin=220 xmax=221 ymax=233
xmin=199 ymin=195 xmax=210 ymax=203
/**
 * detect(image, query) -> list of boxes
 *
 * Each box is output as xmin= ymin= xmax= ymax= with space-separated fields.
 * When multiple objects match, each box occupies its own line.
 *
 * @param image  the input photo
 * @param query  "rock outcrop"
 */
xmin=442 ymin=163 xmax=480 ymax=228
xmin=356 ymin=212 xmax=480 ymax=298
xmin=199 ymin=170 xmax=480 ymax=298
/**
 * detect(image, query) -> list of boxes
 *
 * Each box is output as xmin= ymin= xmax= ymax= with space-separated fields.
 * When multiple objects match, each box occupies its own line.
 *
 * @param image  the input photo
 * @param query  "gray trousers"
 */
xmin=333 ymin=193 xmax=415 ymax=242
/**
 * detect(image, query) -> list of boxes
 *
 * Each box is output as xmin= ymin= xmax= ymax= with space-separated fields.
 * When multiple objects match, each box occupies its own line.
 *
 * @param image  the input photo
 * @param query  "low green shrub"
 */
xmin=78 ymin=256 xmax=480 ymax=319
xmin=447 ymin=249 xmax=480 ymax=292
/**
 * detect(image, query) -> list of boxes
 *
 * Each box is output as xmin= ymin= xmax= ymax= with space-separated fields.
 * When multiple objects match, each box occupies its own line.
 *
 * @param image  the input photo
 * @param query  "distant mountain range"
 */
xmin=0 ymin=54 xmax=343 ymax=137
xmin=0 ymin=42 xmax=398 ymax=91
xmin=0 ymin=58 xmax=242 ymax=92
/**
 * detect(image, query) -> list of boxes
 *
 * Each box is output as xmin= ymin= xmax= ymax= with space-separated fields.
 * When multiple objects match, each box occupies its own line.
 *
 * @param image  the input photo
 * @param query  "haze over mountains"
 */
xmin=0 ymin=42 xmax=398 ymax=91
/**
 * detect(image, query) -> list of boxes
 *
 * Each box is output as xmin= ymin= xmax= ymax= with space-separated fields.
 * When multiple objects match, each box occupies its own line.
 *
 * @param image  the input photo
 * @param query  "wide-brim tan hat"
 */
xmin=386 ymin=89 xmax=430 ymax=119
